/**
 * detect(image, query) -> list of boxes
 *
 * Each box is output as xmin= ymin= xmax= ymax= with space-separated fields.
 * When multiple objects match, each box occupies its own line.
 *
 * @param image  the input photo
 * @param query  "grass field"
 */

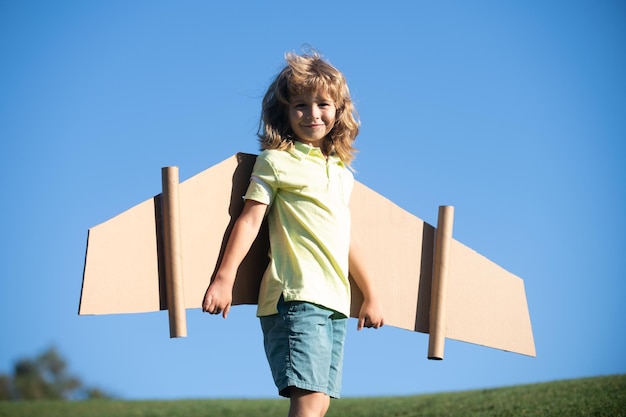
xmin=1 ymin=374 xmax=624 ymax=417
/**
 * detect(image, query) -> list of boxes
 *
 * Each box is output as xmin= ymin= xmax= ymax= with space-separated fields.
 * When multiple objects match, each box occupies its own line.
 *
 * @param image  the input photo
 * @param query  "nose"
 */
xmin=307 ymin=104 xmax=321 ymax=120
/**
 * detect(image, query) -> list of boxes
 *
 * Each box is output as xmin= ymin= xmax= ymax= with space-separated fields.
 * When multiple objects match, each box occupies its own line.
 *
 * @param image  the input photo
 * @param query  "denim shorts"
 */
xmin=260 ymin=296 xmax=348 ymax=399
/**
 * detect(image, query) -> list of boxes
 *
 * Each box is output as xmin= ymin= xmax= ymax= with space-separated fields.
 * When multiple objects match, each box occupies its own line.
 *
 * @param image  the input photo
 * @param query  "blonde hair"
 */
xmin=258 ymin=51 xmax=360 ymax=164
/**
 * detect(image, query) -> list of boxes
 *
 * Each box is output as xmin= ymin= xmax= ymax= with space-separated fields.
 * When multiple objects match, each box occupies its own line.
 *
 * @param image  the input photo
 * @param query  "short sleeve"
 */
xmin=244 ymin=152 xmax=278 ymax=206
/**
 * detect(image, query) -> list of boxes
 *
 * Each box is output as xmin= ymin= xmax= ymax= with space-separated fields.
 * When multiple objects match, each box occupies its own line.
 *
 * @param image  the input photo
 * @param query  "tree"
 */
xmin=0 ymin=374 xmax=12 ymax=400
xmin=0 ymin=347 xmax=110 ymax=401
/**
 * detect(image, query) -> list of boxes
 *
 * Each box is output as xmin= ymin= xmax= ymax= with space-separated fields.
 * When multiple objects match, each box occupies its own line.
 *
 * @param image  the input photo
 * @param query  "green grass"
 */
xmin=1 ymin=374 xmax=624 ymax=417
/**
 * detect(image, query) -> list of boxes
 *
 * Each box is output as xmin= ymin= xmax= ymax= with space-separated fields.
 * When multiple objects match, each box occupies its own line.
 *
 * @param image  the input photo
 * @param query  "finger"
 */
xmin=223 ymin=304 xmax=231 ymax=319
xmin=357 ymin=316 xmax=365 ymax=331
xmin=208 ymin=302 xmax=218 ymax=315
xmin=202 ymin=291 xmax=212 ymax=312
xmin=211 ymin=304 xmax=221 ymax=315
xmin=204 ymin=294 xmax=215 ymax=313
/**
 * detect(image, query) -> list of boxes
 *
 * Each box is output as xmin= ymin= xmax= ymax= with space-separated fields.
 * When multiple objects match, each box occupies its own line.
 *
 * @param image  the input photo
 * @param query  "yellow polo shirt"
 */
xmin=244 ymin=141 xmax=354 ymax=317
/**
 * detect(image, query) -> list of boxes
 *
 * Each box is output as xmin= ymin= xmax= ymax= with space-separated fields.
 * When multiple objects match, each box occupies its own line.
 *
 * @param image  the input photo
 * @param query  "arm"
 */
xmin=349 ymin=229 xmax=385 ymax=330
xmin=202 ymin=199 xmax=267 ymax=318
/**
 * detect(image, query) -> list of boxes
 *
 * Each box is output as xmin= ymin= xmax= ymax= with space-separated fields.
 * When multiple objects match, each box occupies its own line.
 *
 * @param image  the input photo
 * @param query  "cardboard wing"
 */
xmin=79 ymin=153 xmax=535 ymax=358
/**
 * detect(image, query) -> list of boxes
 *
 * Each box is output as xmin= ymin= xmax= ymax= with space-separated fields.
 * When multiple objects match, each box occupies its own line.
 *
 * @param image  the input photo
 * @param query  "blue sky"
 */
xmin=1 ymin=0 xmax=624 ymax=400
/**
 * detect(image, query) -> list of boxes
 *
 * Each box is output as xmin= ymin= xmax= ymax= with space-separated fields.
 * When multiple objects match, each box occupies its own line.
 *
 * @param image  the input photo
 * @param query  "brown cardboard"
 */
xmin=79 ymin=153 xmax=535 ymax=358
xmin=428 ymin=206 xmax=454 ymax=360
xmin=346 ymin=181 xmax=434 ymax=334
xmin=80 ymin=154 xmax=267 ymax=316
xmin=161 ymin=167 xmax=187 ymax=338
xmin=446 ymin=239 xmax=535 ymax=356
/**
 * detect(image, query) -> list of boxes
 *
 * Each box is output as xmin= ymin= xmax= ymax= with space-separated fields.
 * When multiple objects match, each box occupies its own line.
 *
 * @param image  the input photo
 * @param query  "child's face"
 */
xmin=288 ymin=90 xmax=336 ymax=149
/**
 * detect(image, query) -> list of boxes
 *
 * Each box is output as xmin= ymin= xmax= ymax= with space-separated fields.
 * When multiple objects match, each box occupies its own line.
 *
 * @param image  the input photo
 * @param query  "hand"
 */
xmin=202 ymin=276 xmax=233 ymax=318
xmin=357 ymin=298 xmax=384 ymax=330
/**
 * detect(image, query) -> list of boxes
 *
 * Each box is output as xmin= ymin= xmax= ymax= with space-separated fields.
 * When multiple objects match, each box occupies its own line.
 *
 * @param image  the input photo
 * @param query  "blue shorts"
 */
xmin=260 ymin=297 xmax=348 ymax=399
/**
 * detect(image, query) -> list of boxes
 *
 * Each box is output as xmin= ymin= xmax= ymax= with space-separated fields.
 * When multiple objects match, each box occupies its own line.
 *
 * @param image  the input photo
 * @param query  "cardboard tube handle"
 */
xmin=428 ymin=205 xmax=454 ymax=359
xmin=161 ymin=166 xmax=187 ymax=338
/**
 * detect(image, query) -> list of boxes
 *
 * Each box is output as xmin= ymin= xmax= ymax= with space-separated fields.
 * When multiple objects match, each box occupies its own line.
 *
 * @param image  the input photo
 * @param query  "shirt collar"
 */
xmin=289 ymin=141 xmax=345 ymax=166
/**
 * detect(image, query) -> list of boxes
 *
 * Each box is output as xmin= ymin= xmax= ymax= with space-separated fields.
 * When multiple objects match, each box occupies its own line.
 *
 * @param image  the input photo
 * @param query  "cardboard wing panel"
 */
xmin=79 ymin=197 xmax=162 ymax=314
xmin=178 ymin=153 xmax=268 ymax=309
xmin=79 ymin=154 xmax=268 ymax=316
xmin=348 ymin=182 xmax=434 ymax=333
xmin=445 ymin=239 xmax=536 ymax=356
